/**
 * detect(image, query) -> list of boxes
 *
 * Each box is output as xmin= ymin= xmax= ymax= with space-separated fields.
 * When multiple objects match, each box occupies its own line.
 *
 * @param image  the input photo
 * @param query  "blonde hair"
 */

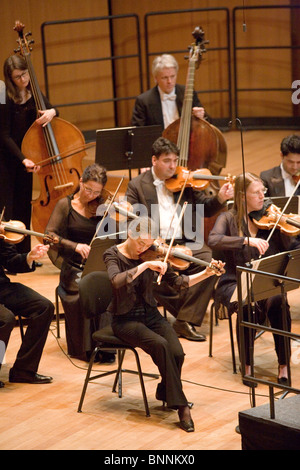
xmin=233 ymin=173 xmax=263 ymax=233
xmin=152 ymin=54 xmax=178 ymax=79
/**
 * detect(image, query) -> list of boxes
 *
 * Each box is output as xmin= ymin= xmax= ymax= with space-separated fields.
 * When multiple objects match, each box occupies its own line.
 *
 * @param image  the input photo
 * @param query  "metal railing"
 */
xmin=236 ymin=263 xmax=300 ymax=419
xmin=233 ymin=4 xmax=300 ymax=129
xmin=41 ymin=13 xmax=143 ymax=136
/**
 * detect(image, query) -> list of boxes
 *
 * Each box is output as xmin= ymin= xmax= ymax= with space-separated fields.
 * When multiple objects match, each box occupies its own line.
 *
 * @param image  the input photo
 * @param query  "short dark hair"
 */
xmin=152 ymin=137 xmax=179 ymax=158
xmin=280 ymin=135 xmax=300 ymax=156
xmin=82 ymin=163 xmax=107 ymax=186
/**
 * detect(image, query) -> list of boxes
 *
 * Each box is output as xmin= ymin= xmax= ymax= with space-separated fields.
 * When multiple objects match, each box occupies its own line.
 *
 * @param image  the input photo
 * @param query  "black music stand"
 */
xmin=269 ymin=196 xmax=300 ymax=215
xmin=95 ymin=125 xmax=162 ymax=179
xmin=236 ymin=248 xmax=300 ymax=403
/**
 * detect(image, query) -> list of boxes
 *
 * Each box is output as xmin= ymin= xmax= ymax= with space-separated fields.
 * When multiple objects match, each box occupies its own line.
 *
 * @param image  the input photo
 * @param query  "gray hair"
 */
xmin=152 ymin=54 xmax=179 ymax=78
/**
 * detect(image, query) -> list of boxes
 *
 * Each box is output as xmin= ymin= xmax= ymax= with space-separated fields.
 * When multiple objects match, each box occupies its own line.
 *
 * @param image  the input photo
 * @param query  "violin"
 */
xmin=165 ymin=167 xmax=235 ymax=193
xmin=0 ymin=220 xmax=58 ymax=245
xmin=251 ymin=203 xmax=300 ymax=236
xmin=140 ymin=238 xmax=225 ymax=275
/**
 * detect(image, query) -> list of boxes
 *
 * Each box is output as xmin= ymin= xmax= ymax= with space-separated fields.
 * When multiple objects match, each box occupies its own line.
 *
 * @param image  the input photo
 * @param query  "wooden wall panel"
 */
xmin=0 ymin=0 xmax=295 ymax=134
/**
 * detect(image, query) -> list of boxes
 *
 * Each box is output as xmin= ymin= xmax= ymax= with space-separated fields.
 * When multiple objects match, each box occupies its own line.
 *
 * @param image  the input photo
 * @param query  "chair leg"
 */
xmin=77 ymin=346 xmax=100 ymax=412
xmin=132 ymin=348 xmax=150 ymax=417
xmin=18 ymin=316 xmax=25 ymax=341
xmin=55 ymin=287 xmax=61 ymax=339
xmin=228 ymin=315 xmax=237 ymax=374
xmin=112 ymin=349 xmax=126 ymax=397
xmin=209 ymin=302 xmax=214 ymax=357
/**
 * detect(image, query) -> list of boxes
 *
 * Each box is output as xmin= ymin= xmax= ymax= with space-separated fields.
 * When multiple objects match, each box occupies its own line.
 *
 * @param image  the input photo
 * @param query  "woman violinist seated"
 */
xmin=103 ymin=216 xmax=224 ymax=432
xmin=208 ymin=172 xmax=297 ymax=387
xmin=45 ymin=163 xmax=114 ymax=363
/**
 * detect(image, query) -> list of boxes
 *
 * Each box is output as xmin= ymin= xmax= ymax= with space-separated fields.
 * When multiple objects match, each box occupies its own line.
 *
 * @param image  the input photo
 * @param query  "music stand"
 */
xmin=82 ymin=232 xmax=126 ymax=278
xmin=236 ymin=248 xmax=300 ymax=404
xmin=95 ymin=125 xmax=162 ymax=179
xmin=269 ymin=196 xmax=300 ymax=215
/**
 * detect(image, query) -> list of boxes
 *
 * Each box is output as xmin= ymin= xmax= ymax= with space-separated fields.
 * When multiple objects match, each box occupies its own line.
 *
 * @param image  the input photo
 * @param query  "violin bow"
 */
xmin=157 ymin=201 xmax=188 ymax=285
xmin=78 ymin=176 xmax=125 ymax=272
xmin=0 ymin=207 xmax=5 ymax=224
xmin=264 ymin=177 xmax=300 ymax=245
xmin=164 ymin=171 xmax=190 ymax=241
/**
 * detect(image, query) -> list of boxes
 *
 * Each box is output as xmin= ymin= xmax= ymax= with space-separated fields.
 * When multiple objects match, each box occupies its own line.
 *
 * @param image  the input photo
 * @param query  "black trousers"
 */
xmin=237 ymin=295 xmax=291 ymax=366
xmin=0 ymin=282 xmax=54 ymax=377
xmin=112 ymin=308 xmax=188 ymax=409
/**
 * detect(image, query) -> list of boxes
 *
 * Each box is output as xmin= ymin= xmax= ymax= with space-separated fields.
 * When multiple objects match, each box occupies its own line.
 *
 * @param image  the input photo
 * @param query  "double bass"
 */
xmin=163 ymin=27 xmax=229 ymax=241
xmin=13 ymin=21 xmax=89 ymax=235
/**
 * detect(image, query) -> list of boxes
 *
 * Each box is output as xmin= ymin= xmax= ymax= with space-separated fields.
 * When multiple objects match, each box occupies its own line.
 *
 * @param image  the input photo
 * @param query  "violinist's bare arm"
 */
xmin=188 ymin=259 xmax=225 ymax=287
xmin=132 ymin=260 xmax=168 ymax=280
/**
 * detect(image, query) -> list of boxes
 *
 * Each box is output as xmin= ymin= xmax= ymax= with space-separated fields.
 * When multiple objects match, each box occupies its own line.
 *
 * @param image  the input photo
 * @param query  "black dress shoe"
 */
xmin=277 ymin=376 xmax=289 ymax=386
xmin=99 ymin=352 xmax=116 ymax=364
xmin=173 ymin=320 xmax=206 ymax=342
xmin=0 ymin=380 xmax=4 ymax=388
xmin=179 ymin=419 xmax=195 ymax=433
xmin=9 ymin=372 xmax=53 ymax=384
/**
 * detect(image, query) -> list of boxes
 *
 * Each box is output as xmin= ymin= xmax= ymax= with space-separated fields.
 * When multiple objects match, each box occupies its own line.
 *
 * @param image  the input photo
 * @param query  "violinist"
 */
xmin=125 ymin=137 xmax=233 ymax=341
xmin=103 ymin=216 xmax=224 ymax=432
xmin=0 ymin=222 xmax=54 ymax=387
xmin=45 ymin=164 xmax=114 ymax=362
xmin=0 ymin=54 xmax=58 ymax=254
xmin=208 ymin=173 xmax=294 ymax=386
xmin=131 ymin=54 xmax=210 ymax=130
xmin=260 ymin=135 xmax=300 ymax=197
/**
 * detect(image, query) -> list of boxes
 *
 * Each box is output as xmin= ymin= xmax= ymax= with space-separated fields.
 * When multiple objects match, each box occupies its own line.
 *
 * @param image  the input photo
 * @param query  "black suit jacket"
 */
xmin=260 ymin=166 xmax=286 ymax=197
xmin=131 ymin=84 xmax=203 ymax=128
xmin=0 ymin=240 xmax=34 ymax=286
xmin=125 ymin=169 xmax=224 ymax=240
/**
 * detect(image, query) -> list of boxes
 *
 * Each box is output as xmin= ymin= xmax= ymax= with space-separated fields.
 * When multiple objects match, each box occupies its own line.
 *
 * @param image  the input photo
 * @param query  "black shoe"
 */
xmin=179 ymin=419 xmax=195 ymax=433
xmin=277 ymin=376 xmax=289 ymax=386
xmin=0 ymin=380 xmax=4 ymax=388
xmin=35 ymin=262 xmax=43 ymax=267
xmin=242 ymin=378 xmax=257 ymax=388
xmin=173 ymin=320 xmax=206 ymax=342
xmin=9 ymin=371 xmax=53 ymax=384
xmin=99 ymin=352 xmax=116 ymax=364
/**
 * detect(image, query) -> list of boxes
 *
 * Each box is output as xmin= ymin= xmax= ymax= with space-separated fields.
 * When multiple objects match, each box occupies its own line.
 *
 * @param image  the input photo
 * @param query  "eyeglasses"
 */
xmin=248 ymin=188 xmax=267 ymax=197
xmin=12 ymin=70 xmax=29 ymax=81
xmin=82 ymin=184 xmax=101 ymax=197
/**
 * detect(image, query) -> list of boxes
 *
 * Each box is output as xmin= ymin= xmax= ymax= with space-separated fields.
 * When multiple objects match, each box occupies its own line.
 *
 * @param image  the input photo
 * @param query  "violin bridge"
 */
xmin=54 ymin=182 xmax=74 ymax=190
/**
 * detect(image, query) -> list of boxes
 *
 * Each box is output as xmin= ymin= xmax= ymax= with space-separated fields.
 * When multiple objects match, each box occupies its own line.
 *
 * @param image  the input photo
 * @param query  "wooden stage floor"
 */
xmin=0 ymin=129 xmax=300 ymax=451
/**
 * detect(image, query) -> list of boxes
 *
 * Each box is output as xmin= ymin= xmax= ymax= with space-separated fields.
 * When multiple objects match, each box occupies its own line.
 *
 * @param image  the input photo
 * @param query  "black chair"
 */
xmin=209 ymin=294 xmax=237 ymax=374
xmin=77 ymin=271 xmax=159 ymax=417
xmin=54 ymin=284 xmax=66 ymax=339
xmin=17 ymin=315 xmax=25 ymax=340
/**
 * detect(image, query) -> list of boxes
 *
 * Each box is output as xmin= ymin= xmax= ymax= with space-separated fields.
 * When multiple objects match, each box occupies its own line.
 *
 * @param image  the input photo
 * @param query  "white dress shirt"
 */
xmin=158 ymin=86 xmax=179 ymax=129
xmin=152 ymin=167 xmax=182 ymax=240
xmin=281 ymin=162 xmax=297 ymax=196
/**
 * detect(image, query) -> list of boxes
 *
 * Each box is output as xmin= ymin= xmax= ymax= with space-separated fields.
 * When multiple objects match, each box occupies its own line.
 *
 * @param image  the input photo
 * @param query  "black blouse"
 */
xmin=103 ymin=245 xmax=189 ymax=316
